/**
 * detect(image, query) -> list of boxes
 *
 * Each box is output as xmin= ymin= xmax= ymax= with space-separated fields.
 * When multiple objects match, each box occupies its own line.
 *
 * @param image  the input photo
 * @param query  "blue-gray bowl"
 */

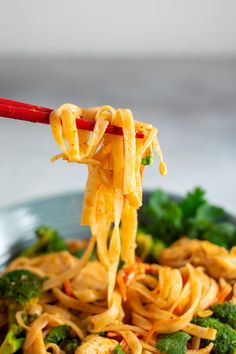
xmin=0 ymin=192 xmax=90 ymax=269
xmin=0 ymin=191 xmax=235 ymax=270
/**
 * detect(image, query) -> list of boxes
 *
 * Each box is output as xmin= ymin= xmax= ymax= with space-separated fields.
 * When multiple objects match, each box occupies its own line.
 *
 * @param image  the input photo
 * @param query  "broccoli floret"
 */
xmin=21 ymin=226 xmax=68 ymax=257
xmin=0 ymin=324 xmax=24 ymax=354
xmin=155 ymin=331 xmax=191 ymax=354
xmin=140 ymin=187 xmax=236 ymax=249
xmin=141 ymin=147 xmax=154 ymax=166
xmin=152 ymin=239 xmax=166 ymax=259
xmin=45 ymin=325 xmax=70 ymax=344
xmin=117 ymin=260 xmax=126 ymax=271
xmin=45 ymin=325 xmax=80 ymax=354
xmin=0 ymin=270 xmax=43 ymax=353
xmin=143 ymin=189 xmax=183 ymax=245
xmin=136 ymin=232 xmax=154 ymax=260
xmin=192 ymin=316 xmax=236 ymax=354
xmin=141 ymin=155 xmax=154 ymax=165
xmin=136 ymin=231 xmax=166 ymax=261
xmin=61 ymin=338 xmax=80 ymax=354
xmin=212 ymin=302 xmax=236 ymax=329
xmin=97 ymin=332 xmax=106 ymax=337
xmin=0 ymin=269 xmax=43 ymax=308
xmin=180 ymin=187 xmax=206 ymax=219
xmin=111 ymin=344 xmax=125 ymax=354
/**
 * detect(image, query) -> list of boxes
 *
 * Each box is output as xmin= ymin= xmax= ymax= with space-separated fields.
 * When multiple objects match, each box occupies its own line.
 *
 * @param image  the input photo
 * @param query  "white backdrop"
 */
xmin=0 ymin=0 xmax=236 ymax=56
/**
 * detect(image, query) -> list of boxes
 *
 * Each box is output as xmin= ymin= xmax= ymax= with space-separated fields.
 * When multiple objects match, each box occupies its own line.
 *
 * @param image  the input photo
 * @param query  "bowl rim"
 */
xmin=0 ymin=190 xmax=83 ymax=213
xmin=0 ymin=189 xmax=235 ymax=223
xmin=0 ymin=189 xmax=235 ymax=270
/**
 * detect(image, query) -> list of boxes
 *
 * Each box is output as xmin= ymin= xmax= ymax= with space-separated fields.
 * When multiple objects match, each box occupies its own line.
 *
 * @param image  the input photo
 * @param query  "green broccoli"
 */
xmin=45 ymin=325 xmax=71 ymax=344
xmin=180 ymin=187 xmax=206 ymax=219
xmin=155 ymin=331 xmax=191 ymax=354
xmin=141 ymin=147 xmax=154 ymax=166
xmin=21 ymin=226 xmax=68 ymax=257
xmin=211 ymin=302 xmax=236 ymax=329
xmin=136 ymin=231 xmax=166 ymax=261
xmin=136 ymin=232 xmax=154 ymax=260
xmin=61 ymin=338 xmax=80 ymax=354
xmin=152 ymin=239 xmax=166 ymax=259
xmin=192 ymin=316 xmax=236 ymax=354
xmin=0 ymin=270 xmax=44 ymax=353
xmin=141 ymin=155 xmax=154 ymax=165
xmin=0 ymin=324 xmax=24 ymax=354
xmin=143 ymin=189 xmax=183 ymax=245
xmin=45 ymin=325 xmax=80 ymax=353
xmin=140 ymin=187 xmax=236 ymax=249
xmin=0 ymin=269 xmax=43 ymax=308
xmin=202 ymin=223 xmax=236 ymax=248
xmin=117 ymin=260 xmax=126 ymax=271
xmin=111 ymin=344 xmax=125 ymax=354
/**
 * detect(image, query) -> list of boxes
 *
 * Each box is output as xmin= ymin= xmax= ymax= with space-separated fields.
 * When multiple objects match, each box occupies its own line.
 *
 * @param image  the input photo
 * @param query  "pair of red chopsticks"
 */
xmin=0 ymin=98 xmax=144 ymax=139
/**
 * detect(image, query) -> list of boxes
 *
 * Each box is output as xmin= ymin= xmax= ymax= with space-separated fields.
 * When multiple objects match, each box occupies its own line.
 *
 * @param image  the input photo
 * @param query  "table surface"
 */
xmin=0 ymin=58 xmax=236 ymax=213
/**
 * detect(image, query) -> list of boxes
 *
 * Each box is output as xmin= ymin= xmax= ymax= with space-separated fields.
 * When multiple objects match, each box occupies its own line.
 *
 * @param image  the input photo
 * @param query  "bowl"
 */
xmin=0 ymin=191 xmax=151 ymax=268
xmin=0 ymin=191 xmax=90 ymax=269
xmin=0 ymin=191 xmax=235 ymax=270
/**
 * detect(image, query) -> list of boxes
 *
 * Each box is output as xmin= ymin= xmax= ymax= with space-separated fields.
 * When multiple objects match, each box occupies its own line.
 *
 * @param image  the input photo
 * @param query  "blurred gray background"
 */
xmin=0 ymin=0 xmax=236 ymax=213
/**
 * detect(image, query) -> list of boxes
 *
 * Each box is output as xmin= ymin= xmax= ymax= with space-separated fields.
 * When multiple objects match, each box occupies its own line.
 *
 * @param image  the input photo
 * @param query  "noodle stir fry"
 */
xmin=1 ymin=104 xmax=236 ymax=354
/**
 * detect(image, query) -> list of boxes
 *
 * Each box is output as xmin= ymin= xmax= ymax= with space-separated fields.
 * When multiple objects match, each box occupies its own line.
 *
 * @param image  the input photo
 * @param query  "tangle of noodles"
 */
xmin=1 ymin=104 xmax=234 ymax=353
xmin=50 ymin=104 xmax=167 ymax=305
xmin=5 ymin=252 xmax=229 ymax=353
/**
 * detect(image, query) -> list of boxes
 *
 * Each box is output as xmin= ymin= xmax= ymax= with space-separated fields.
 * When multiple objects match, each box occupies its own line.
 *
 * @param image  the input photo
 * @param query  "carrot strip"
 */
xmin=120 ymin=338 xmax=127 ymax=350
xmin=117 ymin=271 xmax=127 ymax=301
xmin=63 ymin=279 xmax=74 ymax=297
xmin=107 ymin=332 xmax=121 ymax=339
xmin=217 ymin=286 xmax=231 ymax=304
xmin=173 ymin=306 xmax=183 ymax=316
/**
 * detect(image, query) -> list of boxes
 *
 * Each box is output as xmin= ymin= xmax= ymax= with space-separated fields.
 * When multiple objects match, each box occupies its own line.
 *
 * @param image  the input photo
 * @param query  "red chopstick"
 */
xmin=0 ymin=98 xmax=145 ymax=139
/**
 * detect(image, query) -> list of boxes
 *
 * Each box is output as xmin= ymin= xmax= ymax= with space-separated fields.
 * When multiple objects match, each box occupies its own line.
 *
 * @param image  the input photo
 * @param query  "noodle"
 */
xmin=50 ymin=104 xmax=166 ymax=296
xmin=1 ymin=103 xmax=234 ymax=353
